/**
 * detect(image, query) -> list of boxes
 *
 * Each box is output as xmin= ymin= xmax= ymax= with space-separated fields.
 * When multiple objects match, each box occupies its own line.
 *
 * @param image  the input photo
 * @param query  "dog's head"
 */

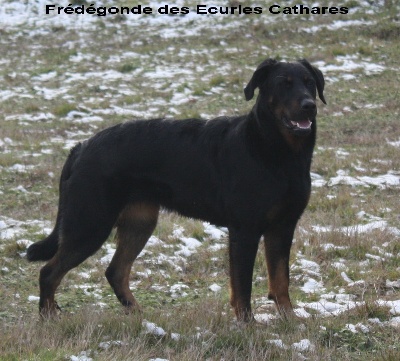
xmin=244 ymin=58 xmax=326 ymax=137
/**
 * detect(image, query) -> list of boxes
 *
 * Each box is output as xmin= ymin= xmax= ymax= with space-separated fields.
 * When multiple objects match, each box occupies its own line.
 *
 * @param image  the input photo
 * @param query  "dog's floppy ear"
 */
xmin=299 ymin=59 xmax=327 ymax=104
xmin=244 ymin=58 xmax=278 ymax=101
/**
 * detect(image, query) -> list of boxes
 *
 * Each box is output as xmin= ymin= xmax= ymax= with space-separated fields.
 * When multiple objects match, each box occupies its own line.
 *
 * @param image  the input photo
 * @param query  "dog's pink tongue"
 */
xmin=297 ymin=120 xmax=312 ymax=129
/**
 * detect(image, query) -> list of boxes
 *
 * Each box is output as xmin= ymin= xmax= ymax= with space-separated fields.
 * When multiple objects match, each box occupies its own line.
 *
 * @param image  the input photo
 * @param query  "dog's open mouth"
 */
xmin=290 ymin=119 xmax=312 ymax=130
xmin=282 ymin=117 xmax=312 ymax=133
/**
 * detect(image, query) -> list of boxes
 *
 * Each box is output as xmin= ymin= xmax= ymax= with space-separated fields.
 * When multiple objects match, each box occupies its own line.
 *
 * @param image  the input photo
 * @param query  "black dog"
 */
xmin=27 ymin=58 xmax=326 ymax=322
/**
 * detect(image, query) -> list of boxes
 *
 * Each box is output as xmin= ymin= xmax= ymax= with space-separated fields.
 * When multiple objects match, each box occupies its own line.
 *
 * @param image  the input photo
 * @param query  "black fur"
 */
xmin=27 ymin=58 xmax=326 ymax=321
xmin=26 ymin=144 xmax=82 ymax=261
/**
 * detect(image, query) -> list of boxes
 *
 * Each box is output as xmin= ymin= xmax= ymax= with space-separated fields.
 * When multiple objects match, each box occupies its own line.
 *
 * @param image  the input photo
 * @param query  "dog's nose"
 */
xmin=301 ymin=99 xmax=316 ymax=111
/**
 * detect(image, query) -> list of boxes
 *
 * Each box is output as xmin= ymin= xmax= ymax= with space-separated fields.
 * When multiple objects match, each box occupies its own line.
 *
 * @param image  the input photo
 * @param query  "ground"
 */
xmin=0 ymin=0 xmax=400 ymax=360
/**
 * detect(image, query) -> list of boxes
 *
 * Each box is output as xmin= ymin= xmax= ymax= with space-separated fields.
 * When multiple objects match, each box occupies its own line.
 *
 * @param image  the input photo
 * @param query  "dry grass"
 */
xmin=1 ymin=0 xmax=400 ymax=360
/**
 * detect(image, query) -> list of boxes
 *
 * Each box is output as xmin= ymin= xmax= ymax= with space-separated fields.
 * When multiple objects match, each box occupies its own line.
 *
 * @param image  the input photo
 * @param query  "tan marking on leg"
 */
xmin=267 ymin=258 xmax=295 ymax=318
xmin=263 ymin=231 xmax=296 ymax=319
xmin=116 ymin=202 xmax=160 ymax=226
xmin=39 ymin=256 xmax=68 ymax=318
xmin=106 ymin=203 xmax=159 ymax=313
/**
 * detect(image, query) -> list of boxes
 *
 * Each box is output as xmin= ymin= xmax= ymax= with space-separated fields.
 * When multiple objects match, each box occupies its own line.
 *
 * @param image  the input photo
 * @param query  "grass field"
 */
xmin=1 ymin=0 xmax=400 ymax=360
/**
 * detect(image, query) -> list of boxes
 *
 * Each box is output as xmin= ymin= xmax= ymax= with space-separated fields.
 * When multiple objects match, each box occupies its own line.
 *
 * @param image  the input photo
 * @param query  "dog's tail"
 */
xmin=26 ymin=231 xmax=59 ymax=262
xmin=27 ymin=143 xmax=83 ymax=262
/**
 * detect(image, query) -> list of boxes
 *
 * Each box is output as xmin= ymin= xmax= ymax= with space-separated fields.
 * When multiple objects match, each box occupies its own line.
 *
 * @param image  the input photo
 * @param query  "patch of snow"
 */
xmin=302 ymin=20 xmax=375 ymax=34
xmin=74 ymin=284 xmax=102 ymax=299
xmin=170 ymin=91 xmax=192 ymax=106
xmin=313 ymin=219 xmax=399 ymax=237
xmin=376 ymin=300 xmax=400 ymax=315
xmin=301 ymin=278 xmax=325 ymax=294
xmin=78 ymin=271 xmax=91 ymax=280
xmin=386 ymin=280 xmax=400 ymax=289
xmin=368 ymin=318 xmax=383 ymax=325
xmin=172 ymin=225 xmax=184 ymax=239
xmin=345 ymin=323 xmax=358 ymax=333
xmin=298 ymin=299 xmax=363 ymax=317
xmin=5 ymin=112 xmax=55 ymax=122
xmin=170 ymin=283 xmax=189 ymax=298
xmin=365 ymin=253 xmax=385 ymax=262
xmin=388 ymin=139 xmax=400 ymax=147
xmin=146 ymin=235 xmax=164 ymax=247
xmin=209 ymin=283 xmax=221 ymax=293
xmin=180 ymin=237 xmax=202 ymax=249
xmin=254 ymin=313 xmax=278 ymax=323
xmin=32 ymin=71 xmax=58 ymax=82
xmin=321 ymin=243 xmax=348 ymax=251
xmin=142 ymin=320 xmax=166 ymax=337
xmin=267 ymin=339 xmax=288 ymax=349
xmin=147 ymin=253 xmax=183 ymax=273
xmin=171 ymin=333 xmax=181 ymax=341
xmin=203 ymin=222 xmax=227 ymax=240
xmin=357 ymin=323 xmax=370 ymax=333
xmin=99 ymin=243 xmax=116 ymax=264
xmin=0 ymin=216 xmax=51 ymax=240
xmin=321 ymin=292 xmax=356 ymax=303
xmin=328 ymin=170 xmax=367 ymax=187
xmin=69 ymin=351 xmax=93 ymax=361
xmin=98 ymin=340 xmax=125 ymax=350
xmin=137 ymin=269 xmax=152 ymax=278
xmin=358 ymin=173 xmax=400 ymax=189
xmin=71 ymin=115 xmax=104 ymax=124
xmin=332 ymin=261 xmax=348 ymax=270
xmin=310 ymin=172 xmax=326 ymax=187
xmin=294 ymin=307 xmax=312 ymax=318
xmin=208 ymin=243 xmax=226 ymax=251
xmin=388 ymin=317 xmax=400 ymax=328
xmin=292 ymin=339 xmax=315 ymax=352
xmin=336 ymin=149 xmax=349 ymax=158
xmin=314 ymin=55 xmax=385 ymax=76
xmin=7 ymin=164 xmax=36 ymax=173
xmin=173 ymin=228 xmax=202 ymax=257
xmin=295 ymin=259 xmax=320 ymax=276
xmin=341 ymin=272 xmax=365 ymax=287
xmin=16 ymin=239 xmax=33 ymax=248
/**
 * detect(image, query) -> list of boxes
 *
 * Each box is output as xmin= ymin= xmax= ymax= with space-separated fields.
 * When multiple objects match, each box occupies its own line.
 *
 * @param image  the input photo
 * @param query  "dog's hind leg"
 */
xmin=105 ymin=203 xmax=159 ymax=313
xmin=39 ymin=236 xmax=111 ymax=317
xmin=263 ymin=223 xmax=297 ymax=319
xmin=38 ymin=202 xmax=117 ymax=317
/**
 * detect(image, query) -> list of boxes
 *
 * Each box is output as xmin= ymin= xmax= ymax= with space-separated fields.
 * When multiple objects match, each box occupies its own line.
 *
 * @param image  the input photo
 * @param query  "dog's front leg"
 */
xmin=263 ymin=223 xmax=297 ymax=319
xmin=228 ymin=228 xmax=261 ymax=322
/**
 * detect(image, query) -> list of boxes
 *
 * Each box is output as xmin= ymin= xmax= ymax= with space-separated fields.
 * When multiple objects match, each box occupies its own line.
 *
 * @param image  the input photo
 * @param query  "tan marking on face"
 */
xmin=273 ymin=103 xmax=286 ymax=119
xmin=290 ymin=98 xmax=300 ymax=113
xmin=281 ymin=131 xmax=307 ymax=152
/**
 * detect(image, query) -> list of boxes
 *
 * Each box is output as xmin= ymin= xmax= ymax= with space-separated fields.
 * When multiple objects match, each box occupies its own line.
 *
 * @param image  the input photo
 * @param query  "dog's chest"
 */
xmin=264 ymin=166 xmax=311 ymax=223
